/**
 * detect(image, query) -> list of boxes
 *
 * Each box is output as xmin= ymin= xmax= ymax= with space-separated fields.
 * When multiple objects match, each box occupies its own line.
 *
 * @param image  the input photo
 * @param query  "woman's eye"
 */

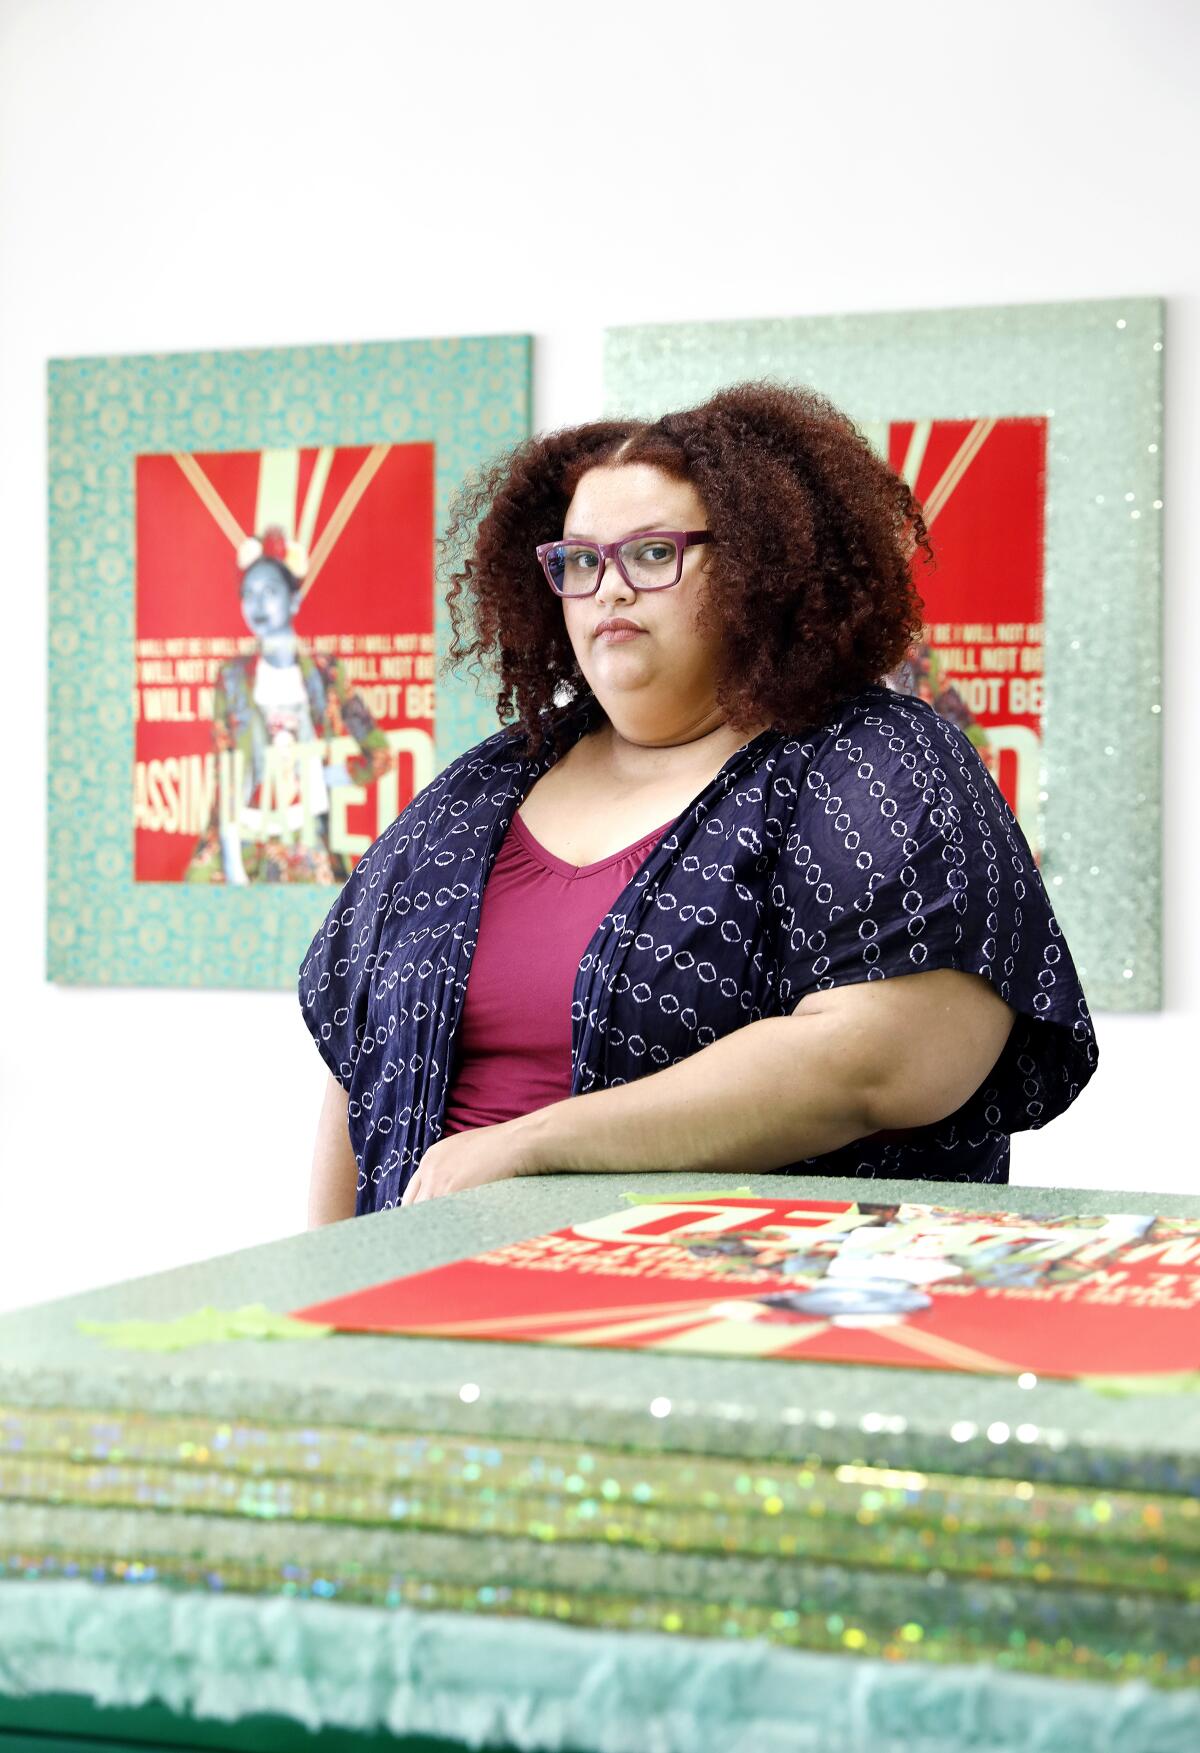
xmin=638 ymin=543 xmax=674 ymax=563
xmin=568 ymin=549 xmax=598 ymax=569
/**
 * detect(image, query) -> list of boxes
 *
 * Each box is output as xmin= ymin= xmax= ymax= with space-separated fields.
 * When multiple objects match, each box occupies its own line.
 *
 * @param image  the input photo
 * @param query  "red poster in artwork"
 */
xmin=134 ymin=444 xmax=435 ymax=883
xmin=294 ymin=1197 xmax=1200 ymax=1380
xmin=884 ymin=418 xmax=1046 ymax=859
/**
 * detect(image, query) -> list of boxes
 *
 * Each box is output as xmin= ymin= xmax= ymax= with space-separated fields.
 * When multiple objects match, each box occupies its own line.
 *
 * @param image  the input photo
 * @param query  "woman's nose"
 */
xmin=593 ymin=557 xmax=637 ymax=607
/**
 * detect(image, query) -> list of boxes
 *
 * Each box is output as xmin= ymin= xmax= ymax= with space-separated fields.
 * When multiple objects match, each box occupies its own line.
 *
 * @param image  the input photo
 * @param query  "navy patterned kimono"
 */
xmin=299 ymin=685 xmax=1098 ymax=1211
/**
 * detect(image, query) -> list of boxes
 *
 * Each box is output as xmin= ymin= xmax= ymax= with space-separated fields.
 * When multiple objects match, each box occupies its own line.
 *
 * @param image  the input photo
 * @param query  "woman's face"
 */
xmin=559 ymin=464 xmax=727 ymax=744
xmin=240 ymin=561 xmax=296 ymax=639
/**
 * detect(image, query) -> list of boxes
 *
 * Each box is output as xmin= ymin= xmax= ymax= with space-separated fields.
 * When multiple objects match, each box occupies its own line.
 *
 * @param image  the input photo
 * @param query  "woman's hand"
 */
xmin=399 ymin=1118 xmax=542 ymax=1207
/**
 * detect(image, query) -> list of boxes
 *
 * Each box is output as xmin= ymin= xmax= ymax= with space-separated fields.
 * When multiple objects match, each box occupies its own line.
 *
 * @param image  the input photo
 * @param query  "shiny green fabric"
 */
xmin=3 ymin=1580 xmax=1199 ymax=1752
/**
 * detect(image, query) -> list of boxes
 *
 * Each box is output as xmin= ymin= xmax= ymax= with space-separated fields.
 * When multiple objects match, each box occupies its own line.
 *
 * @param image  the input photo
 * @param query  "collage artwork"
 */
xmin=134 ymin=443 xmax=436 ymax=887
xmin=297 ymin=1194 xmax=1200 ymax=1380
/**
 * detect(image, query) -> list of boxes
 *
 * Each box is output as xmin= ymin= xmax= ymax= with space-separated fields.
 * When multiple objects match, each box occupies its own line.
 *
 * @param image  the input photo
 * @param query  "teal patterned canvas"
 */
xmin=46 ymin=335 xmax=530 ymax=988
xmin=604 ymin=300 xmax=1164 ymax=1012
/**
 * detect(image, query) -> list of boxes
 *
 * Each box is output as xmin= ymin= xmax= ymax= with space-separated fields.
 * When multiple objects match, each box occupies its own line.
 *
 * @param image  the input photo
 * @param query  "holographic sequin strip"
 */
xmin=2 ymin=1401 xmax=1199 ymax=1686
xmin=2 ymin=1502 xmax=1197 ymax=1689
xmin=3 ymin=1406 xmax=1195 ymax=1560
xmin=1 ymin=1450 xmax=1196 ymax=1600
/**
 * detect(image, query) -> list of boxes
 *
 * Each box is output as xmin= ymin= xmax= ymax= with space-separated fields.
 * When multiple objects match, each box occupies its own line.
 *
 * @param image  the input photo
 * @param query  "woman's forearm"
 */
xmin=511 ymin=1012 xmax=877 ymax=1177
xmin=308 ymin=1072 xmax=359 ymax=1226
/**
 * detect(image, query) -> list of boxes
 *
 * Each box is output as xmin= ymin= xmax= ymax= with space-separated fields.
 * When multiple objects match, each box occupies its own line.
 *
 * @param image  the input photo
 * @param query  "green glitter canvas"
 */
xmin=46 ymin=334 xmax=530 ymax=989
xmin=603 ymin=298 xmax=1164 ymax=1011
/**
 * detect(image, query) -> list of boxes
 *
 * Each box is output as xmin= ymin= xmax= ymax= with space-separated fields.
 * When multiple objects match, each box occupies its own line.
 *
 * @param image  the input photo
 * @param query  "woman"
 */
xmin=186 ymin=527 xmax=392 ymax=884
xmin=301 ymin=383 xmax=1097 ymax=1220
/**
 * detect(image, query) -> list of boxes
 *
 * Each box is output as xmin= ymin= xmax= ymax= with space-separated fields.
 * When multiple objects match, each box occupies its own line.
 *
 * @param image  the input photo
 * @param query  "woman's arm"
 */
xmin=519 ymin=969 xmax=1015 ymax=1176
xmin=401 ymin=969 xmax=1016 ymax=1203
xmin=308 ymin=1072 xmax=359 ymax=1226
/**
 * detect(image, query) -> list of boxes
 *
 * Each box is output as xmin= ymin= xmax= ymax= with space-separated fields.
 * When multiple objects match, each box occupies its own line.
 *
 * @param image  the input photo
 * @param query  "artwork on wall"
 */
xmin=134 ymin=443 xmax=436 ymax=887
xmin=604 ymin=299 xmax=1164 ymax=1011
xmin=47 ymin=335 xmax=530 ymax=987
xmin=878 ymin=417 xmax=1047 ymax=850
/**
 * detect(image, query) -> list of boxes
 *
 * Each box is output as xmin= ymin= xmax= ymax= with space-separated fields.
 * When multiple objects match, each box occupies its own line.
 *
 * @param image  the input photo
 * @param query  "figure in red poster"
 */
xmin=134 ymin=442 xmax=436 ymax=884
xmin=184 ymin=527 xmax=391 ymax=885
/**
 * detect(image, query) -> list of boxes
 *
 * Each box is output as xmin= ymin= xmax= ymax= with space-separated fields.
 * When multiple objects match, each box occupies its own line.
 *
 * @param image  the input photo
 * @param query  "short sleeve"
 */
xmin=297 ymin=809 xmax=412 ymax=1091
xmin=772 ymin=699 xmax=1098 ymax=1135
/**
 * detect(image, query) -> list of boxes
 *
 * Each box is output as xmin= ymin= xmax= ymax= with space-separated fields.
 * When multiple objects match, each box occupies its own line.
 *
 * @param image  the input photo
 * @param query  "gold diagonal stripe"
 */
xmin=874 ymin=1319 xmax=1019 ymax=1375
xmin=172 ymin=453 xmax=246 ymax=550
xmin=328 ymin=1291 xmax=748 ymax=1339
xmin=923 ymin=419 xmax=990 ymax=522
xmin=298 ymin=444 xmax=391 ymax=603
xmin=297 ymin=447 xmax=335 ymax=555
xmin=540 ymin=1307 xmax=729 ymax=1345
xmin=899 ymin=419 xmax=932 ymax=491
xmin=923 ymin=419 xmax=996 ymax=528
xmin=654 ymin=1317 xmax=832 ymax=1356
xmin=923 ymin=418 xmax=994 ymax=525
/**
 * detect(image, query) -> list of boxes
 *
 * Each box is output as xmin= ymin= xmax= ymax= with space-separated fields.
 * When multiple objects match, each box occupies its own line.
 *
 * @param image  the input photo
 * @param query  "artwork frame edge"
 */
xmin=45 ymin=332 xmax=532 ymax=990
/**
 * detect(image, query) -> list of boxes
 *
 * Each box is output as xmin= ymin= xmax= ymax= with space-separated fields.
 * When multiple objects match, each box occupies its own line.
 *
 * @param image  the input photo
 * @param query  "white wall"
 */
xmin=2 ymin=0 xmax=1197 ymax=1313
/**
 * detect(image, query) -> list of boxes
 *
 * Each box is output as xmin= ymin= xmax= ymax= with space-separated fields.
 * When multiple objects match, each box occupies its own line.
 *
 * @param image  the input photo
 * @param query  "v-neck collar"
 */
xmin=508 ymin=808 xmax=677 ymax=881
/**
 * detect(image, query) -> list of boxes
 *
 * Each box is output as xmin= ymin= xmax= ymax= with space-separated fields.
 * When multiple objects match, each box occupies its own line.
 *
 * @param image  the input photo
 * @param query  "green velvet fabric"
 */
xmin=2 ymin=1580 xmax=1199 ymax=1751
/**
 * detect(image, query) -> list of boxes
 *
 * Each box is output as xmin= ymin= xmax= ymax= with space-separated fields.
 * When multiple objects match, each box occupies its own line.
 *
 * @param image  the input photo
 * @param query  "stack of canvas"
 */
xmin=2 ymin=1173 xmax=1198 ymax=1705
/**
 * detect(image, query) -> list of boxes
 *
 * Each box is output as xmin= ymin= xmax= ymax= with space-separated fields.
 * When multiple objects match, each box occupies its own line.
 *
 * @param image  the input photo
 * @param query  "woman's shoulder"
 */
xmin=431 ymin=718 xmax=538 ymax=796
xmin=433 ymin=698 xmax=597 ymax=793
xmin=756 ymin=681 xmax=1018 ymax=878
xmin=767 ymin=683 xmax=980 ymax=782
xmin=393 ymin=712 xmax=555 ymax=835
xmin=322 ymin=723 xmax=522 ymax=908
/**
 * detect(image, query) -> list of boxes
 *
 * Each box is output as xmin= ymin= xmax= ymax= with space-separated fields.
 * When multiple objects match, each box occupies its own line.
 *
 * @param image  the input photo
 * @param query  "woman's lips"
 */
xmin=595 ymin=627 xmax=645 ymax=643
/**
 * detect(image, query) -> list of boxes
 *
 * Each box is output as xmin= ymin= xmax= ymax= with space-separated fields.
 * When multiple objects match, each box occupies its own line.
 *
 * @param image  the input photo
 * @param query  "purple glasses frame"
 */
xmin=535 ymin=530 xmax=712 ymax=597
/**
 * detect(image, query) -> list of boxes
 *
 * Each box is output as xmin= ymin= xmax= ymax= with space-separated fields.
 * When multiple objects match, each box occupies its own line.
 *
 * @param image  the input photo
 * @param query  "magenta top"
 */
xmin=440 ymin=810 xmax=675 ymax=1135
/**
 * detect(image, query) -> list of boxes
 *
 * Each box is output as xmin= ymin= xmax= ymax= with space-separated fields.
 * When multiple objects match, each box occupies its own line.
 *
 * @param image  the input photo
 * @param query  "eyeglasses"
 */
xmin=535 ymin=530 xmax=712 ymax=597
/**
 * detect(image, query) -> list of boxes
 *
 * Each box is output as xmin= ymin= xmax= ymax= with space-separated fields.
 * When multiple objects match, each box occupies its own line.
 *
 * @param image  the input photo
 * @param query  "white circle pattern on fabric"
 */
xmin=298 ymin=686 xmax=1098 ymax=1210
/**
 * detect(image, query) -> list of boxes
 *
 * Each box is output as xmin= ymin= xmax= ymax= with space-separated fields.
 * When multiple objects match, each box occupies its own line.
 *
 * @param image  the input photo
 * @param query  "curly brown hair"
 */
xmin=441 ymin=379 xmax=931 ymax=759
